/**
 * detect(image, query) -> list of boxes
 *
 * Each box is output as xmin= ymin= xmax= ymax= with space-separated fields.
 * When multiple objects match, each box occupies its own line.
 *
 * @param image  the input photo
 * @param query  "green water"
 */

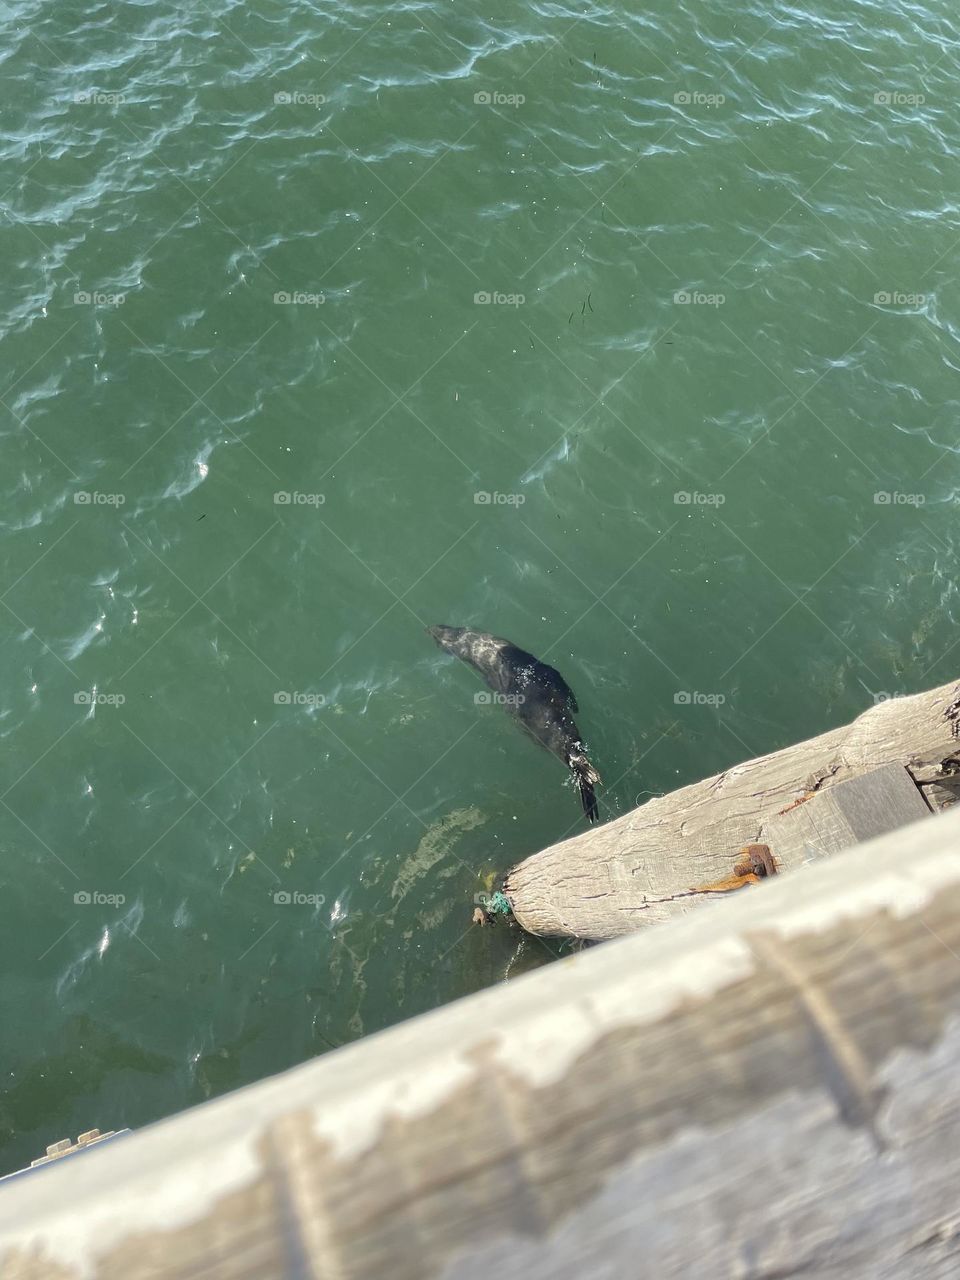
xmin=1 ymin=0 xmax=958 ymax=1172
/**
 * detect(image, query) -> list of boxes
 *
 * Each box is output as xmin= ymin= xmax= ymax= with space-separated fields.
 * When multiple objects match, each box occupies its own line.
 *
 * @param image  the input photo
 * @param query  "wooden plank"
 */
xmin=761 ymin=763 xmax=931 ymax=866
xmin=3 ymin=808 xmax=960 ymax=1278
xmin=503 ymin=679 xmax=960 ymax=940
xmin=908 ymin=749 xmax=960 ymax=813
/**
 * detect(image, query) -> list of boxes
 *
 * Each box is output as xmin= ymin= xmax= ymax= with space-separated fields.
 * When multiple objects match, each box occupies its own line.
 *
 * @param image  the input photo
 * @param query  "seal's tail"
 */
xmin=569 ymin=750 xmax=601 ymax=823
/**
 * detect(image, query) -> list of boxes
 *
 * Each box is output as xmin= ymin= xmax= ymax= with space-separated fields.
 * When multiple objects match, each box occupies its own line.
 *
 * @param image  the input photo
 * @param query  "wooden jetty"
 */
xmin=503 ymin=678 xmax=960 ymax=940
xmin=4 ymin=678 xmax=960 ymax=1278
xmin=3 ymin=804 xmax=960 ymax=1277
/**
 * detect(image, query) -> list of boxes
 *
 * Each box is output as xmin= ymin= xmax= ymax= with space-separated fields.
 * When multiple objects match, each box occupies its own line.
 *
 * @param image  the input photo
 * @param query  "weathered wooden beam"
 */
xmin=503 ymin=678 xmax=960 ymax=940
xmin=759 ymin=762 xmax=931 ymax=866
xmin=3 ymin=808 xmax=960 ymax=1278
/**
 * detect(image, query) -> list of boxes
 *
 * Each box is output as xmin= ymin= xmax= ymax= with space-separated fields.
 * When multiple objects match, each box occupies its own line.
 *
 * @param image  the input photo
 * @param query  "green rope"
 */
xmin=478 ymin=890 xmax=512 ymax=916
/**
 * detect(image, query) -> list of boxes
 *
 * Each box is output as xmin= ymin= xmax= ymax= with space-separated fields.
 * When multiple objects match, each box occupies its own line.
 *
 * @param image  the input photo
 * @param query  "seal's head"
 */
xmin=427 ymin=624 xmax=465 ymax=653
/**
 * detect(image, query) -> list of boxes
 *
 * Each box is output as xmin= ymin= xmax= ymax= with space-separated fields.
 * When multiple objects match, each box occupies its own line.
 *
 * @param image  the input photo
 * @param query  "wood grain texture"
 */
xmin=504 ymin=679 xmax=960 ymax=940
xmin=3 ymin=808 xmax=960 ymax=1279
xmin=759 ymin=762 xmax=931 ymax=867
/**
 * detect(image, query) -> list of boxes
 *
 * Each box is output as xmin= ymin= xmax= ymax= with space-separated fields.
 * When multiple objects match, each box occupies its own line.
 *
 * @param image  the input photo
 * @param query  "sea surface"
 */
xmin=1 ymin=0 xmax=959 ymax=1173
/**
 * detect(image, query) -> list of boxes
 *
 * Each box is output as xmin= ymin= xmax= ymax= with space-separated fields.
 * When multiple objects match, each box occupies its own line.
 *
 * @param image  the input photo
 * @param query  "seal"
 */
xmin=427 ymin=625 xmax=601 ymax=822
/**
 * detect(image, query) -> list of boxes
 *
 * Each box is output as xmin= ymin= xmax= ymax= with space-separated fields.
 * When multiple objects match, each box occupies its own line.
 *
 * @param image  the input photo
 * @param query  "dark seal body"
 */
xmin=427 ymin=625 xmax=601 ymax=822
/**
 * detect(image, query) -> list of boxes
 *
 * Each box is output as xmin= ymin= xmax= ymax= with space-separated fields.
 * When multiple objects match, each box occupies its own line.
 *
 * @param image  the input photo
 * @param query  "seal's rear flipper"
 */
xmin=569 ymin=753 xmax=601 ymax=823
